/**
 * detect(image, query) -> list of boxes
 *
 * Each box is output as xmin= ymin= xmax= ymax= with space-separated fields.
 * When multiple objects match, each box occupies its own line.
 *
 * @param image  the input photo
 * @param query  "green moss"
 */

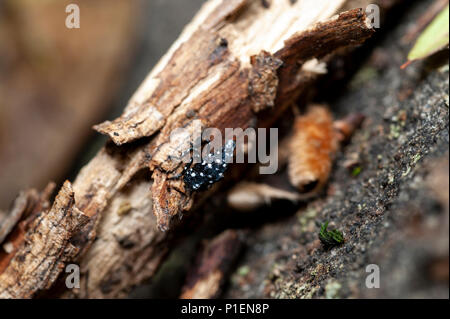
xmin=351 ymin=166 xmax=362 ymax=176
xmin=319 ymin=221 xmax=344 ymax=247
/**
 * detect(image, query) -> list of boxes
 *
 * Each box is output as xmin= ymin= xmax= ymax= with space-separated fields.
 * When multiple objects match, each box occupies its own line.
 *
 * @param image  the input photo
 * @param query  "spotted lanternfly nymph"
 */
xmin=183 ymin=140 xmax=235 ymax=192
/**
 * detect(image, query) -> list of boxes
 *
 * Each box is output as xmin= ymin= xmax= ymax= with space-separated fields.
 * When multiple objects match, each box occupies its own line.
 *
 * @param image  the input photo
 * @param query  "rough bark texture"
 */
xmin=0 ymin=0 xmax=403 ymax=299
xmin=0 ymin=182 xmax=89 ymax=298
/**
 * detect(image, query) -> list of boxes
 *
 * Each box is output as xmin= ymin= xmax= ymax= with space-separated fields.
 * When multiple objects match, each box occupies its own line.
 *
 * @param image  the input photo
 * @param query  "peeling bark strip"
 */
xmin=180 ymin=230 xmax=245 ymax=299
xmin=0 ymin=182 xmax=89 ymax=298
xmin=0 ymin=191 xmax=36 ymax=245
xmin=0 ymin=0 xmax=381 ymax=299
xmin=273 ymin=9 xmax=375 ymax=110
xmin=0 ymin=183 xmax=56 ymax=273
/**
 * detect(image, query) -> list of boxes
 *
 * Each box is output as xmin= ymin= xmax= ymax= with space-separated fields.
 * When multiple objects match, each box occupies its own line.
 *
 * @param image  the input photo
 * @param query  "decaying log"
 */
xmin=0 ymin=0 xmax=381 ymax=298
xmin=95 ymin=4 xmax=374 ymax=232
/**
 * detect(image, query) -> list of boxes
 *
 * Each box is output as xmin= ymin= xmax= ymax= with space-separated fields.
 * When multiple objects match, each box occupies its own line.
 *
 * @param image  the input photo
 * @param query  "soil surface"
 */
xmin=223 ymin=0 xmax=449 ymax=299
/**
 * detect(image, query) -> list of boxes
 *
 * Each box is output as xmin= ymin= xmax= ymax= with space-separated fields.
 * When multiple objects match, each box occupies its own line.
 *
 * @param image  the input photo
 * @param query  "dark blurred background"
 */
xmin=0 ymin=0 xmax=204 ymax=210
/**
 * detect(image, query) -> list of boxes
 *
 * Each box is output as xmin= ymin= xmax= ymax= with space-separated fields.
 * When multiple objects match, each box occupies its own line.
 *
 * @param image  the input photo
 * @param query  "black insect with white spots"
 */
xmin=183 ymin=140 xmax=235 ymax=192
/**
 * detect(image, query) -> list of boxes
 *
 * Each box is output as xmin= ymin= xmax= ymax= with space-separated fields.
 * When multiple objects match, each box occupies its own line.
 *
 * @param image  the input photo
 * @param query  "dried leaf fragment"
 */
xmin=402 ymin=4 xmax=449 ymax=68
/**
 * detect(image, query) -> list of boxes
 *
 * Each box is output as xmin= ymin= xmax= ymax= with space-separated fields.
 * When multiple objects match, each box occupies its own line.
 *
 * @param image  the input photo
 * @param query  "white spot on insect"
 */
xmin=182 ymin=139 xmax=236 ymax=192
